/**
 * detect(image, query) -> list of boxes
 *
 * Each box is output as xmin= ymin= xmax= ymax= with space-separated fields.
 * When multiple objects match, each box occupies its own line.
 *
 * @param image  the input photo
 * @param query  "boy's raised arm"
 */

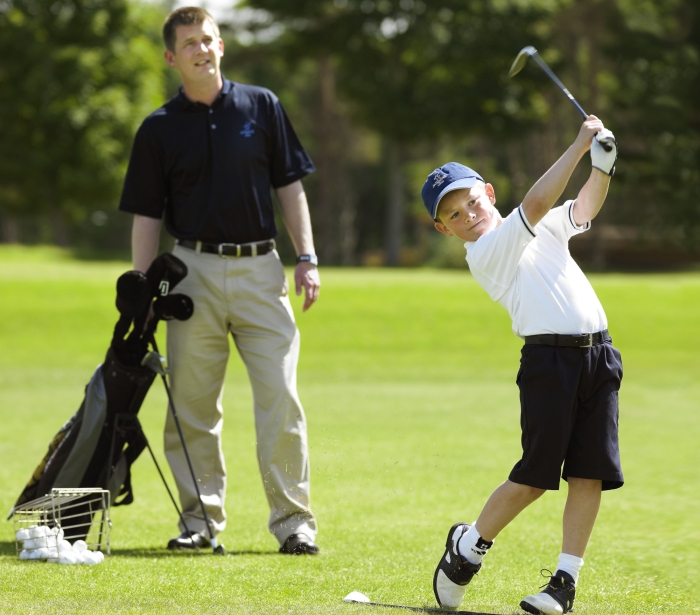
xmin=521 ymin=116 xmax=607 ymax=227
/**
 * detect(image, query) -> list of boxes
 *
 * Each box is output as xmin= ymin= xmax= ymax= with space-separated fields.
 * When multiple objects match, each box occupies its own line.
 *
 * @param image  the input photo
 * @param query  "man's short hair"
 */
xmin=163 ymin=6 xmax=220 ymax=52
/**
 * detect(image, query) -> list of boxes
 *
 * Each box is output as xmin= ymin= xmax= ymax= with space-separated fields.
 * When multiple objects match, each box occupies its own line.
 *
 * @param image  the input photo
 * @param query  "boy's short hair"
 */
xmin=163 ymin=6 xmax=220 ymax=52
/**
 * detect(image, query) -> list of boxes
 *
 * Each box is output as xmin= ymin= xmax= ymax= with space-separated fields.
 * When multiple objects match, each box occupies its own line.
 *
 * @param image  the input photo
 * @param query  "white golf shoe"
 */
xmin=520 ymin=570 xmax=576 ymax=615
xmin=432 ymin=522 xmax=481 ymax=609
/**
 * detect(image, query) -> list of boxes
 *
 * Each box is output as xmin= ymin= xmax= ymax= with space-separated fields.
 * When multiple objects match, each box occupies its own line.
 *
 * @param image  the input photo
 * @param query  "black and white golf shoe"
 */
xmin=520 ymin=570 xmax=576 ymax=615
xmin=433 ymin=522 xmax=481 ymax=609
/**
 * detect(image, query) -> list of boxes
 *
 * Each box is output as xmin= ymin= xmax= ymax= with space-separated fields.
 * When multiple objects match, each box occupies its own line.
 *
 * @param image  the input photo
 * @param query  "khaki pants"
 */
xmin=164 ymin=244 xmax=317 ymax=545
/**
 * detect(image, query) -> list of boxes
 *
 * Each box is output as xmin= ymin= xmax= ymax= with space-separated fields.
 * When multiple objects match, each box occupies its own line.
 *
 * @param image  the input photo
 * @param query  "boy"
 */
xmin=421 ymin=116 xmax=622 ymax=615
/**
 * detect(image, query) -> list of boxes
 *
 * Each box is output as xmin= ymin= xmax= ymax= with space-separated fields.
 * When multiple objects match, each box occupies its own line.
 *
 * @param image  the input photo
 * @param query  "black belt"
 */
xmin=177 ymin=239 xmax=275 ymax=257
xmin=524 ymin=329 xmax=610 ymax=348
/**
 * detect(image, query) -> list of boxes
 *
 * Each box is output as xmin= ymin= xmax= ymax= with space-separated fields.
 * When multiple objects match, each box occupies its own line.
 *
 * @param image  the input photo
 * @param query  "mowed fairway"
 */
xmin=0 ymin=246 xmax=698 ymax=615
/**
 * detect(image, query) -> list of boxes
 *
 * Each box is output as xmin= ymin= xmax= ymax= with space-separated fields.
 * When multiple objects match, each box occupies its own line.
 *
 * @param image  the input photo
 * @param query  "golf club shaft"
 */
xmin=360 ymin=602 xmax=500 ymax=615
xmin=529 ymin=52 xmax=588 ymax=119
xmin=144 ymin=437 xmax=200 ymax=551
xmin=150 ymin=336 xmax=218 ymax=549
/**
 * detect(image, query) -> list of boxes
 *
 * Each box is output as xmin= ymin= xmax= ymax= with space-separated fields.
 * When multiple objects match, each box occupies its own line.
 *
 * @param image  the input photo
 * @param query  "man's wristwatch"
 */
xmin=296 ymin=254 xmax=318 ymax=266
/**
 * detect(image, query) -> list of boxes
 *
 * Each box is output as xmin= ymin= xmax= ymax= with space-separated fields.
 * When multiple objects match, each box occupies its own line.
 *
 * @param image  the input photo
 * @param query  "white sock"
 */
xmin=458 ymin=523 xmax=493 ymax=565
xmin=556 ymin=553 xmax=584 ymax=584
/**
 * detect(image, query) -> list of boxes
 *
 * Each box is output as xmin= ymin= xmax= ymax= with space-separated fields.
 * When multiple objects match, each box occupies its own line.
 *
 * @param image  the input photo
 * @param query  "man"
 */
xmin=119 ymin=6 xmax=320 ymax=555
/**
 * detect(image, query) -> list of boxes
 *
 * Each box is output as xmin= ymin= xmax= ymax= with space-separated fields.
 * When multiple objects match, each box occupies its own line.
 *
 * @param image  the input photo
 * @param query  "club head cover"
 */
xmin=153 ymin=293 xmax=194 ymax=322
xmin=116 ymin=271 xmax=150 ymax=316
xmin=131 ymin=253 xmax=189 ymax=343
xmin=145 ymin=253 xmax=188 ymax=299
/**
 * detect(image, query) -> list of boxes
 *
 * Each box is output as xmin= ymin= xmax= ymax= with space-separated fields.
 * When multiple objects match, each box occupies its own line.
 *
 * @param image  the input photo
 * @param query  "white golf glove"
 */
xmin=591 ymin=128 xmax=617 ymax=176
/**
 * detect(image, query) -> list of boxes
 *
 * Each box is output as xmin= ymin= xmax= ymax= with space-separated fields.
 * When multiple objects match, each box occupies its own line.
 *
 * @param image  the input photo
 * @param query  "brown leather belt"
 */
xmin=177 ymin=239 xmax=275 ymax=257
xmin=524 ymin=329 xmax=610 ymax=348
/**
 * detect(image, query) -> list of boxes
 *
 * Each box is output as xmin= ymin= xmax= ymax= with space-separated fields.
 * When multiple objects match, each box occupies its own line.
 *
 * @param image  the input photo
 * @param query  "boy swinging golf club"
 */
xmin=421 ymin=115 xmax=622 ymax=615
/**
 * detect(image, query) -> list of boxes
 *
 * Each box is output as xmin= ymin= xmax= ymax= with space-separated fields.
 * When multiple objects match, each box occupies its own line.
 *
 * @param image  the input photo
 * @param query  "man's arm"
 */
xmin=132 ymin=214 xmax=162 ymax=272
xmin=275 ymin=180 xmax=320 ymax=312
xmin=521 ymin=116 xmax=605 ymax=227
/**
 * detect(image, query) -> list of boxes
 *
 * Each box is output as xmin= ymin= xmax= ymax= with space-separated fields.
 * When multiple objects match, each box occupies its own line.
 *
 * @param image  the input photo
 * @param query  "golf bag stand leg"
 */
xmin=105 ymin=413 xmax=200 ymax=550
xmin=149 ymin=336 xmax=225 ymax=555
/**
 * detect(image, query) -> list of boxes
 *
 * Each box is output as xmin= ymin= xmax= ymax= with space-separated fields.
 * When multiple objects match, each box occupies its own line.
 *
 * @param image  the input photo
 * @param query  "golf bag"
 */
xmin=9 ymin=253 xmax=193 ymax=539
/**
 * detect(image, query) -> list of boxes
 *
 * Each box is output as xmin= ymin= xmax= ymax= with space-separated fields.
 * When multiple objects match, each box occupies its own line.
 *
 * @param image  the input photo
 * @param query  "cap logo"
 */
xmin=432 ymin=169 xmax=447 ymax=188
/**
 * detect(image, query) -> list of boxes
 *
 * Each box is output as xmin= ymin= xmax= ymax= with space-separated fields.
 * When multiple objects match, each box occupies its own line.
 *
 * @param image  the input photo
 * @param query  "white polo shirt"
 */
xmin=465 ymin=201 xmax=607 ymax=339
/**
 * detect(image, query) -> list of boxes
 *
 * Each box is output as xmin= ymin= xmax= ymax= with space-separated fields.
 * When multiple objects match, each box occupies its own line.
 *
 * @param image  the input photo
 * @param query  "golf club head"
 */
xmin=213 ymin=544 xmax=227 ymax=556
xmin=141 ymin=350 xmax=168 ymax=376
xmin=508 ymin=45 xmax=537 ymax=78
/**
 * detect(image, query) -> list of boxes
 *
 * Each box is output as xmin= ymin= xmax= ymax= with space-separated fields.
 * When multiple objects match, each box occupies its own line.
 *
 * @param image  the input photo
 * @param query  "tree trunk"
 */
xmin=384 ymin=138 xmax=404 ymax=266
xmin=316 ymin=54 xmax=336 ymax=263
xmin=1 ymin=214 xmax=20 ymax=243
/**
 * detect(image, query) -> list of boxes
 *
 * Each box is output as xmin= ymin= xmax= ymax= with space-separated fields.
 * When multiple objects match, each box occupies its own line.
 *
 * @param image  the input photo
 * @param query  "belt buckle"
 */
xmin=217 ymin=243 xmax=241 ymax=258
xmin=580 ymin=333 xmax=593 ymax=348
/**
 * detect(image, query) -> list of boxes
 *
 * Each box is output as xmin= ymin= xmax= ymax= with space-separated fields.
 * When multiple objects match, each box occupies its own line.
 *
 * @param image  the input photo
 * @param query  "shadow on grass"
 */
xmin=110 ymin=548 xmax=279 ymax=558
xmin=0 ymin=541 xmax=17 ymax=555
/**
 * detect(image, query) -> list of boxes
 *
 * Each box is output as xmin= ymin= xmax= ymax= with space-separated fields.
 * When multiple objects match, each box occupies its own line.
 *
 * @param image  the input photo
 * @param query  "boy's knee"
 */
xmin=567 ymin=477 xmax=602 ymax=491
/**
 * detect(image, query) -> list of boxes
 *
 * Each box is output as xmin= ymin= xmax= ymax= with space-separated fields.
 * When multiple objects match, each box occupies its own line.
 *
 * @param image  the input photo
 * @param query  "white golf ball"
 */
xmin=23 ymin=539 xmax=37 ymax=550
xmin=75 ymin=550 xmax=88 ymax=564
xmin=15 ymin=529 xmax=30 ymax=541
xmin=47 ymin=547 xmax=59 ymax=559
xmin=28 ymin=549 xmax=42 ymax=560
xmin=19 ymin=550 xmax=30 ymax=560
xmin=36 ymin=547 xmax=50 ymax=559
xmin=58 ymin=539 xmax=72 ymax=552
xmin=27 ymin=525 xmax=40 ymax=538
xmin=34 ymin=536 xmax=48 ymax=548
xmin=73 ymin=539 xmax=88 ymax=553
xmin=82 ymin=552 xmax=99 ymax=565
xmin=59 ymin=551 xmax=78 ymax=565
xmin=94 ymin=550 xmax=105 ymax=563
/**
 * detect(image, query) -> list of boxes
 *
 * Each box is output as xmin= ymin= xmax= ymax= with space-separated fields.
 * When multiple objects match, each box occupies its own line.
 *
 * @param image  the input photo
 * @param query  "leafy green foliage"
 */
xmin=0 ymin=0 xmax=167 ymax=228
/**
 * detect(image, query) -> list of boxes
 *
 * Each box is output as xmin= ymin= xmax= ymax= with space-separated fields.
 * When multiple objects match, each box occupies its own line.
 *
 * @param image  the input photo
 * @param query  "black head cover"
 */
xmin=153 ymin=293 xmax=194 ymax=322
xmin=116 ymin=271 xmax=150 ymax=317
xmin=145 ymin=253 xmax=188 ymax=298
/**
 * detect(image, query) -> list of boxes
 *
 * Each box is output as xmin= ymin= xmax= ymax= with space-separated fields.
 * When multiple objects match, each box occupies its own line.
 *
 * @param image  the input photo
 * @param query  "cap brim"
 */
xmin=433 ymin=178 xmax=481 ymax=219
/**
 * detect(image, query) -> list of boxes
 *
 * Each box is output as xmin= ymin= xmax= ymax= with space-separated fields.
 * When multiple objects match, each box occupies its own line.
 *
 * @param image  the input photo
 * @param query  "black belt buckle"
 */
xmin=218 ymin=243 xmax=242 ymax=257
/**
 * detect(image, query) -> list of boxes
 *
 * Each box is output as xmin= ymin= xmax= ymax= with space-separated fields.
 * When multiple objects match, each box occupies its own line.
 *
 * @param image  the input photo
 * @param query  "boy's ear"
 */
xmin=434 ymin=221 xmax=454 ymax=237
xmin=485 ymin=183 xmax=496 ymax=204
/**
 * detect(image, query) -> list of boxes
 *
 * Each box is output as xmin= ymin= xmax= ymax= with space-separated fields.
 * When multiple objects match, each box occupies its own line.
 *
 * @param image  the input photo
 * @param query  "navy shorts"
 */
xmin=508 ymin=340 xmax=624 ymax=491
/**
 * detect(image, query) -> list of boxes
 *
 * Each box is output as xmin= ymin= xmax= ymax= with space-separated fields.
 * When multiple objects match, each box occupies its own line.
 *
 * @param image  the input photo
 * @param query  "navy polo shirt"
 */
xmin=119 ymin=78 xmax=315 ymax=244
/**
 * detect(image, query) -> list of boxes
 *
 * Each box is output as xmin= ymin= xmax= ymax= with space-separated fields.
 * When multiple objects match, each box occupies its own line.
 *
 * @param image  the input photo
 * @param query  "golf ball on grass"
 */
xmin=59 ymin=551 xmax=78 ymax=565
xmin=73 ymin=540 xmax=88 ymax=552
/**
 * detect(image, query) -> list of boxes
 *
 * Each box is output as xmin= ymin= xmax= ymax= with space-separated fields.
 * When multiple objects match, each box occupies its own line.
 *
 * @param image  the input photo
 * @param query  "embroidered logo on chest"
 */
xmin=240 ymin=121 xmax=255 ymax=138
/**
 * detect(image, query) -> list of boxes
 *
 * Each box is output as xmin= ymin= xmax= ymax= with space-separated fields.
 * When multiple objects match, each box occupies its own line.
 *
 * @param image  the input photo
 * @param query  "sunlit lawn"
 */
xmin=0 ymin=246 xmax=698 ymax=614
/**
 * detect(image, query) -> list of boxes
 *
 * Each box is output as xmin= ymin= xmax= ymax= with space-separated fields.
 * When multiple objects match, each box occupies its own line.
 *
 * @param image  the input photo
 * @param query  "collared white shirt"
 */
xmin=465 ymin=201 xmax=607 ymax=339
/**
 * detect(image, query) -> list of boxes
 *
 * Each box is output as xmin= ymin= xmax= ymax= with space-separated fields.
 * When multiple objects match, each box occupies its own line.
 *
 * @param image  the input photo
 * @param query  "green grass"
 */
xmin=0 ymin=245 xmax=698 ymax=614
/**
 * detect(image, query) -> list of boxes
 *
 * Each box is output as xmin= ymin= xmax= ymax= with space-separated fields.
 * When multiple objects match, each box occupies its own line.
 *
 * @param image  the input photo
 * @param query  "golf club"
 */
xmin=343 ymin=592 xmax=501 ymax=615
xmin=508 ymin=46 xmax=612 ymax=151
xmin=143 ymin=341 xmax=227 ymax=556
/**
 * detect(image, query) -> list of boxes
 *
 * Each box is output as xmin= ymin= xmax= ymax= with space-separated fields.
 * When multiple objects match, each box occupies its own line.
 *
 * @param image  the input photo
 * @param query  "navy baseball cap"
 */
xmin=421 ymin=162 xmax=484 ymax=219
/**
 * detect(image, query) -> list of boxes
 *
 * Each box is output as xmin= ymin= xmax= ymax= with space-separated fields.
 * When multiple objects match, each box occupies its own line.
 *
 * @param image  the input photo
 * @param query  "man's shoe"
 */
xmin=279 ymin=533 xmax=319 ymax=555
xmin=433 ymin=522 xmax=481 ymax=609
xmin=520 ymin=570 xmax=576 ymax=615
xmin=167 ymin=530 xmax=211 ymax=550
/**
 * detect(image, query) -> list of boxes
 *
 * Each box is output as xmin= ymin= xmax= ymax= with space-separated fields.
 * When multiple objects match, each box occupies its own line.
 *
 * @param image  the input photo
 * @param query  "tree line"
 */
xmin=1 ymin=0 xmax=698 ymax=267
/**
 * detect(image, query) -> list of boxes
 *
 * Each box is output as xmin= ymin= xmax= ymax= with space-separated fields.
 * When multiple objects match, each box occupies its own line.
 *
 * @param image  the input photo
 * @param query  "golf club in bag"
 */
xmin=9 ymin=253 xmax=224 ymax=554
xmin=508 ymin=45 xmax=613 ymax=152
